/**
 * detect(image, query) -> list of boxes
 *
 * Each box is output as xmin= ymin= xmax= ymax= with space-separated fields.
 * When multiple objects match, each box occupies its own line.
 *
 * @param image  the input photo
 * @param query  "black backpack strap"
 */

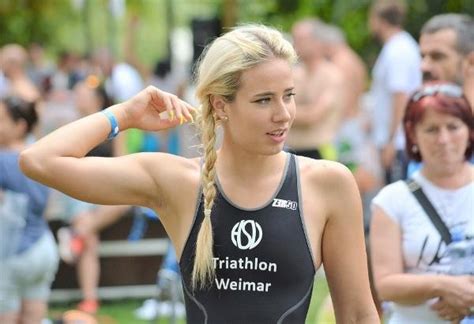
xmin=405 ymin=178 xmax=452 ymax=245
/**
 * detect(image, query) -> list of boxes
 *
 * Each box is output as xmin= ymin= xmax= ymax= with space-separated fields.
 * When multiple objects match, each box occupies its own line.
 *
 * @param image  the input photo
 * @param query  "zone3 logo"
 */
xmin=231 ymin=220 xmax=263 ymax=250
xmin=272 ymin=198 xmax=297 ymax=210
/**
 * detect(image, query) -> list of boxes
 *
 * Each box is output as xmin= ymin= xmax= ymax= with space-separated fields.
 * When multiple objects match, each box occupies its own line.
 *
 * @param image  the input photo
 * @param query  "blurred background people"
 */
xmin=50 ymin=76 xmax=132 ymax=314
xmin=420 ymin=14 xmax=474 ymax=107
xmin=321 ymin=23 xmax=368 ymax=120
xmin=0 ymin=44 xmax=40 ymax=102
xmin=0 ymin=96 xmax=59 ymax=324
xmin=370 ymin=82 xmax=474 ymax=323
xmin=49 ymin=51 xmax=82 ymax=96
xmin=287 ymin=18 xmax=345 ymax=161
xmin=93 ymin=47 xmax=143 ymax=105
xmin=319 ymin=22 xmax=383 ymax=211
xmin=408 ymin=13 xmax=474 ymax=176
xmin=26 ymin=42 xmax=55 ymax=98
xmin=368 ymin=0 xmax=421 ymax=184
xmin=122 ymin=15 xmax=186 ymax=157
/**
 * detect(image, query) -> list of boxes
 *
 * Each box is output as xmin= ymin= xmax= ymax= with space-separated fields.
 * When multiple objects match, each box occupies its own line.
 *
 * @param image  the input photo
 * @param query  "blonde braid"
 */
xmin=190 ymin=24 xmax=297 ymax=289
xmin=192 ymin=101 xmax=218 ymax=290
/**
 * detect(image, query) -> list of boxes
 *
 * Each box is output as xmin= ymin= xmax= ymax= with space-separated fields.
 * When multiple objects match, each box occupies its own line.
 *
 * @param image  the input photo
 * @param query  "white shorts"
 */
xmin=0 ymin=231 xmax=59 ymax=313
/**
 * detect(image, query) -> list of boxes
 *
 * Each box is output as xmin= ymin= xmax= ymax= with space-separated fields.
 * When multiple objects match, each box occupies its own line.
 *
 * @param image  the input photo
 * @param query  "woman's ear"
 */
xmin=210 ymin=95 xmax=228 ymax=120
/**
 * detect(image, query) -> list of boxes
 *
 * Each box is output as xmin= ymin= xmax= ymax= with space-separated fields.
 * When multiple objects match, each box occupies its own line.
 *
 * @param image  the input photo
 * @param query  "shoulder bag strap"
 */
xmin=405 ymin=178 xmax=452 ymax=245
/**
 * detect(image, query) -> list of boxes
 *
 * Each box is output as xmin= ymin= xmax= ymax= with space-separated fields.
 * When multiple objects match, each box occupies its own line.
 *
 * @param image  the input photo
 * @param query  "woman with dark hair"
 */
xmin=0 ymin=97 xmax=59 ymax=324
xmin=370 ymin=82 xmax=474 ymax=323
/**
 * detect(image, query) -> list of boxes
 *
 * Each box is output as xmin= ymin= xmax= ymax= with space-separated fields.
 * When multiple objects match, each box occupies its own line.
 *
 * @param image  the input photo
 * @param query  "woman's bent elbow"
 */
xmin=19 ymin=148 xmax=44 ymax=181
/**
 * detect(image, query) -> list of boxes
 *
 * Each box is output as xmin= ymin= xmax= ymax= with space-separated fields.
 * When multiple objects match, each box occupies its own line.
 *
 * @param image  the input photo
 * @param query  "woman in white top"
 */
xmin=370 ymin=82 xmax=474 ymax=323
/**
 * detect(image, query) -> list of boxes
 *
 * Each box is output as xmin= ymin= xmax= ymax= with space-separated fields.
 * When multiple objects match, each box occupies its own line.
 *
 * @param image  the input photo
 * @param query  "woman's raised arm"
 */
xmin=20 ymin=86 xmax=195 ymax=208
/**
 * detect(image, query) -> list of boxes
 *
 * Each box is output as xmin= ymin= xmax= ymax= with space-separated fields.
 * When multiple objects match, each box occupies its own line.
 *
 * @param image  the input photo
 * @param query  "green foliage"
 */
xmin=0 ymin=0 xmax=472 ymax=67
xmin=237 ymin=0 xmax=472 ymax=66
xmin=0 ymin=0 xmax=79 ymax=48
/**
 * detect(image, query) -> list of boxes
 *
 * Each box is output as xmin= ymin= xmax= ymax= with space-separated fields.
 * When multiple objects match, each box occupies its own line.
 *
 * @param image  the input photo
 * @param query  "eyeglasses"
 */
xmin=411 ymin=84 xmax=464 ymax=102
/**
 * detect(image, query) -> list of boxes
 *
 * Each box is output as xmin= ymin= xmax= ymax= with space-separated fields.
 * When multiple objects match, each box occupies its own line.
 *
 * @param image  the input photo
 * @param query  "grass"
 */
xmin=49 ymin=299 xmax=155 ymax=324
xmin=49 ymin=276 xmax=331 ymax=324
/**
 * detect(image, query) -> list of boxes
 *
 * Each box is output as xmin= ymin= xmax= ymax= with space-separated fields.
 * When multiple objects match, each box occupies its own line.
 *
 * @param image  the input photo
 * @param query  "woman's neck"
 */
xmin=216 ymin=147 xmax=287 ymax=182
xmin=421 ymin=162 xmax=473 ymax=189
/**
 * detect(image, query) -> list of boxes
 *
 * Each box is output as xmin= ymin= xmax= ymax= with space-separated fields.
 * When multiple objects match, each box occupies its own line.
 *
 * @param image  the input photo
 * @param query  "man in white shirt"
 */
xmin=368 ymin=0 xmax=421 ymax=184
xmin=93 ymin=48 xmax=144 ymax=103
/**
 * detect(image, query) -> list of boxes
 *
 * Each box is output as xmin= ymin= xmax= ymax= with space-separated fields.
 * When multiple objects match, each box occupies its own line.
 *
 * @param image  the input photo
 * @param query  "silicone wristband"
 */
xmin=102 ymin=109 xmax=120 ymax=139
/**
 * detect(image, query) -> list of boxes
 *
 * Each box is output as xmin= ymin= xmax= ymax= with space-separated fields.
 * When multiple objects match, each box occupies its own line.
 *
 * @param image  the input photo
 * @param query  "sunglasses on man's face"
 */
xmin=411 ymin=84 xmax=464 ymax=102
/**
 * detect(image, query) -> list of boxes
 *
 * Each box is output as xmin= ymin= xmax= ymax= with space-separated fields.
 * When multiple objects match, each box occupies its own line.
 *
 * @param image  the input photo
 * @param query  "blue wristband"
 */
xmin=102 ymin=109 xmax=120 ymax=140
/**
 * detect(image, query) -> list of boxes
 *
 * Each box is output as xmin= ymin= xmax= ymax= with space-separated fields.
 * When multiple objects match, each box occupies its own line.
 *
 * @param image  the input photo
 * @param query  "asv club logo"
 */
xmin=231 ymin=220 xmax=263 ymax=250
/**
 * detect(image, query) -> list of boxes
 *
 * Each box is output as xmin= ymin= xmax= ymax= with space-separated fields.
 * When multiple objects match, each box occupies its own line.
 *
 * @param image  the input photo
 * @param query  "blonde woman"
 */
xmin=20 ymin=25 xmax=378 ymax=323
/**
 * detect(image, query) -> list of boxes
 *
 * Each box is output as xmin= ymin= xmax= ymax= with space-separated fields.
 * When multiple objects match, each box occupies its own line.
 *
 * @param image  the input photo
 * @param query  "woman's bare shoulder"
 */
xmin=297 ymin=156 xmax=354 ymax=188
xmin=128 ymin=153 xmax=202 ymax=213
xmin=139 ymin=152 xmax=201 ymax=171
xmin=138 ymin=152 xmax=202 ymax=192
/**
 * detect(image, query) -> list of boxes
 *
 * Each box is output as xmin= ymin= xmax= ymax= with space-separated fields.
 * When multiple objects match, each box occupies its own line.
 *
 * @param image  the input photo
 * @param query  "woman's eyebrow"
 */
xmin=253 ymin=87 xmax=295 ymax=98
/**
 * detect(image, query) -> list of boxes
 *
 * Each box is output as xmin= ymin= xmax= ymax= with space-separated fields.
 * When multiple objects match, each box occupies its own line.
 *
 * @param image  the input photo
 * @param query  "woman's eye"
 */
xmin=424 ymin=127 xmax=437 ymax=133
xmin=255 ymin=98 xmax=271 ymax=104
xmin=447 ymin=123 xmax=460 ymax=131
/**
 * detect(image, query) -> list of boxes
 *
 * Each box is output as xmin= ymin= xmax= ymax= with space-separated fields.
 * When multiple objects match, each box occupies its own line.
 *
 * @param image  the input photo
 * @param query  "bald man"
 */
xmin=287 ymin=19 xmax=346 ymax=161
xmin=0 ymin=44 xmax=40 ymax=102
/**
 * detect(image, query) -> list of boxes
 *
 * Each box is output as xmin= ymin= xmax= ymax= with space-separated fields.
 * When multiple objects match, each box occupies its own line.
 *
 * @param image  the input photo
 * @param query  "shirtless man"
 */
xmin=287 ymin=19 xmax=345 ymax=160
xmin=0 ymin=44 xmax=40 ymax=102
xmin=322 ymin=24 xmax=368 ymax=117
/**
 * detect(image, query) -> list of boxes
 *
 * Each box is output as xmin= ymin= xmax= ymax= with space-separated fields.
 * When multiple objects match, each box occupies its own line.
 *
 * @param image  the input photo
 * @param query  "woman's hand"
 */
xmin=119 ymin=86 xmax=196 ymax=131
xmin=431 ymin=298 xmax=465 ymax=322
xmin=19 ymin=85 xmax=197 ymax=208
xmin=433 ymin=275 xmax=474 ymax=320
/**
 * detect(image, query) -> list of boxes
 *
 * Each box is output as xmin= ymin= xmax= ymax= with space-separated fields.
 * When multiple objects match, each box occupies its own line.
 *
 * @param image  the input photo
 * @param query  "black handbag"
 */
xmin=405 ymin=178 xmax=452 ymax=245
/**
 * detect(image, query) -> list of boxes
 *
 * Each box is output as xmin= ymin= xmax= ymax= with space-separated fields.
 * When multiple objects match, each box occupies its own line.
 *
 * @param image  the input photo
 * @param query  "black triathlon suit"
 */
xmin=179 ymin=153 xmax=316 ymax=324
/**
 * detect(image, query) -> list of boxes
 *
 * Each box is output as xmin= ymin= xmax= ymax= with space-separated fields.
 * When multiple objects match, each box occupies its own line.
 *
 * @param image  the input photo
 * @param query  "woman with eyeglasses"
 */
xmin=0 ymin=97 xmax=59 ymax=324
xmin=370 ymin=82 xmax=474 ymax=323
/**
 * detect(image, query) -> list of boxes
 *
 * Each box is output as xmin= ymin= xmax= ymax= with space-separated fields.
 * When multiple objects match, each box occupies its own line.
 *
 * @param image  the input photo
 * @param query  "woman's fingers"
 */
xmin=434 ymin=305 xmax=465 ymax=322
xmin=183 ymin=103 xmax=196 ymax=123
xmin=432 ymin=298 xmax=466 ymax=322
xmin=169 ymin=94 xmax=185 ymax=124
xmin=147 ymin=86 xmax=196 ymax=125
xmin=151 ymin=88 xmax=175 ymax=120
xmin=171 ymin=96 xmax=197 ymax=125
xmin=160 ymin=97 xmax=196 ymax=125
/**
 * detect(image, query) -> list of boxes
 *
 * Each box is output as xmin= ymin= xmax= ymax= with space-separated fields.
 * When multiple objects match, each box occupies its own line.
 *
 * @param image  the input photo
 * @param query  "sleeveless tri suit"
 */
xmin=179 ymin=153 xmax=316 ymax=323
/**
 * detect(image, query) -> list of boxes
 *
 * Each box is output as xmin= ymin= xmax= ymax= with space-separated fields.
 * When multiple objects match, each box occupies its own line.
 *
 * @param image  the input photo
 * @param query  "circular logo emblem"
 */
xmin=231 ymin=220 xmax=263 ymax=250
